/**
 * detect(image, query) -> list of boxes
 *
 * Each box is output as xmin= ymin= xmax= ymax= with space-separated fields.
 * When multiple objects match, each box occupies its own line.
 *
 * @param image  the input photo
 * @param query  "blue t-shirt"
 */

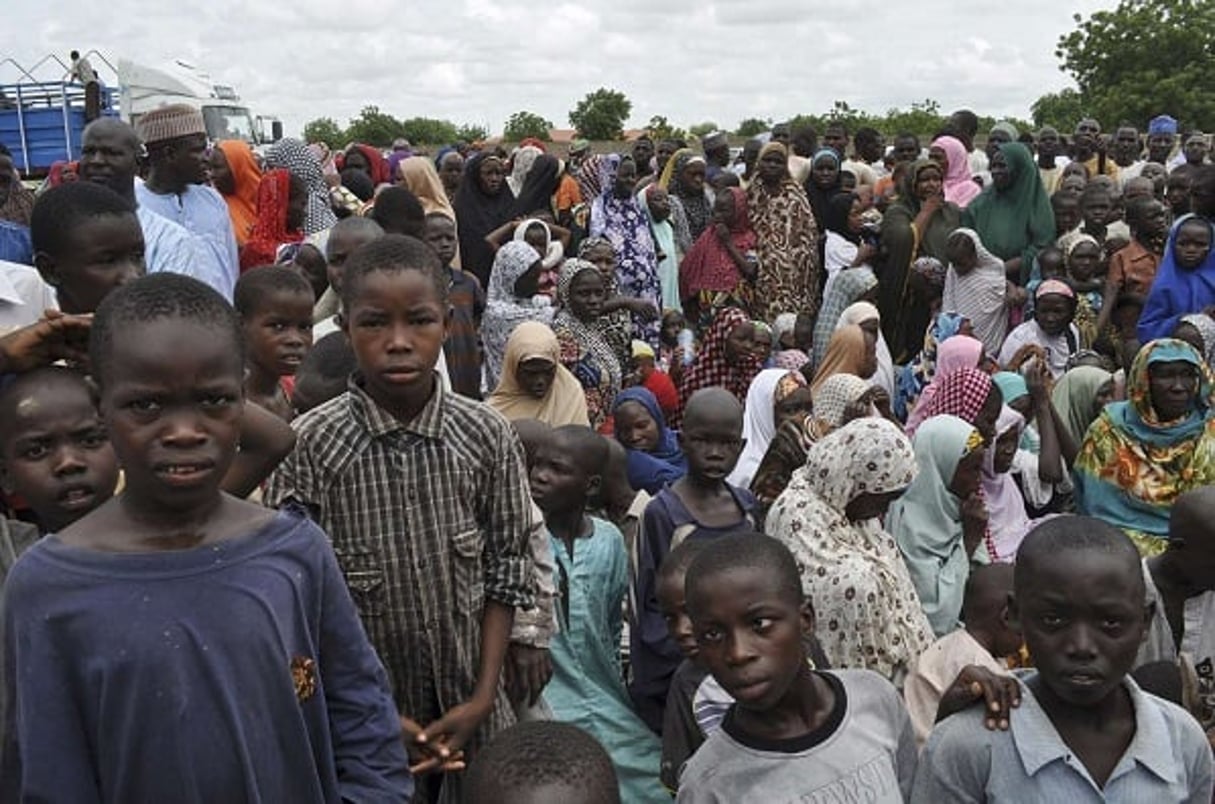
xmin=0 ymin=509 xmax=411 ymax=802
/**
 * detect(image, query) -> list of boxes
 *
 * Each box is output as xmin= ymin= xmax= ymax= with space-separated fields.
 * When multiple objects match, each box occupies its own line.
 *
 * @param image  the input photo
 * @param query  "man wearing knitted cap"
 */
xmin=1147 ymin=115 xmax=1178 ymax=167
xmin=134 ymin=104 xmax=239 ymax=299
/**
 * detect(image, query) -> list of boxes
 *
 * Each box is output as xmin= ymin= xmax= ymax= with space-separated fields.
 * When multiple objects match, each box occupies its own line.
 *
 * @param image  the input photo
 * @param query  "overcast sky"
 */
xmin=6 ymin=0 xmax=1115 ymax=138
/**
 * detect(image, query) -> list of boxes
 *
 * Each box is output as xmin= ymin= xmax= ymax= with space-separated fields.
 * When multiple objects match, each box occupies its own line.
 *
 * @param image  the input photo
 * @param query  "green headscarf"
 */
xmin=1050 ymin=365 xmax=1114 ymax=444
xmin=962 ymin=142 xmax=1055 ymax=278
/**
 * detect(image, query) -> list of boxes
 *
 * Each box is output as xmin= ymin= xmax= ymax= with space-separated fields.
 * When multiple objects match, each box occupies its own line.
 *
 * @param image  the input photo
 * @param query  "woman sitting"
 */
xmin=726 ymin=369 xmax=809 ymax=491
xmin=486 ymin=321 xmax=590 ymax=427
xmin=1075 ymin=339 xmax=1215 ymax=555
xmin=674 ymin=307 xmax=762 ymax=423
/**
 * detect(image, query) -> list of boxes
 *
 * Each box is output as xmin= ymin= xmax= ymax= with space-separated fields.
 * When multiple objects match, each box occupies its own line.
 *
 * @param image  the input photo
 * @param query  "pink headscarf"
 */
xmin=932 ymin=135 xmax=981 ymax=208
xmin=905 ymin=334 xmax=986 ymax=435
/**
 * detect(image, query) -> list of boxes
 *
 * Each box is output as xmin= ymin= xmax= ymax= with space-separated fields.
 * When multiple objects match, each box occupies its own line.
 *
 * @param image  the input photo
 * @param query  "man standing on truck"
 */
xmin=69 ymin=50 xmax=102 ymax=121
xmin=134 ymin=105 xmax=240 ymax=300
xmin=78 ymin=119 xmax=224 ymax=297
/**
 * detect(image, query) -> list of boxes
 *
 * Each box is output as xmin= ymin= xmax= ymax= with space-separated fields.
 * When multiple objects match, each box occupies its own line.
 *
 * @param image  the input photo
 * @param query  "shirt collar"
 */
xmin=1012 ymin=672 xmax=1178 ymax=784
xmin=346 ymin=372 xmax=446 ymax=441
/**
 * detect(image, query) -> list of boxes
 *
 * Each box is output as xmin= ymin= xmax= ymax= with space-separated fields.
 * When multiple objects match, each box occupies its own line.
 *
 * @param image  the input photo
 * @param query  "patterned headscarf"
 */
xmin=554 ymin=259 xmax=624 ymax=394
xmin=239 ymin=169 xmax=304 ymax=271
xmin=809 ymin=373 xmax=873 ymax=439
xmin=264 ymin=138 xmax=337 ymax=234
xmin=1179 ymin=314 xmax=1215 ymax=369
xmin=676 ymin=306 xmax=762 ymax=417
xmin=482 ymin=241 xmax=551 ymax=388
xmin=918 ymin=367 xmax=997 ymax=432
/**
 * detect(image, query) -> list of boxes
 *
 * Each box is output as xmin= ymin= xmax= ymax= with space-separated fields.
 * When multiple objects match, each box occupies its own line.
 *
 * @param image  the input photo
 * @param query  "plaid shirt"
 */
xmin=265 ymin=376 xmax=534 ymax=745
xmin=444 ymin=267 xmax=486 ymax=399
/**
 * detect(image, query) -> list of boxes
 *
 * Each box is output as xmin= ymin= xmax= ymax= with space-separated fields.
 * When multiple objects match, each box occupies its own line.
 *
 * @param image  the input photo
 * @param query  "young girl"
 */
xmin=999 ymin=280 xmax=1081 ymax=378
xmin=613 ymin=387 xmax=687 ymax=494
xmin=943 ymin=228 xmax=1023 ymax=357
xmin=1138 ymin=214 xmax=1215 ymax=342
xmin=1064 ymin=234 xmax=1106 ymax=350
xmin=238 ymin=169 xmax=307 ymax=271
xmin=674 ymin=307 xmax=762 ymax=423
xmin=678 ymin=187 xmax=757 ymax=332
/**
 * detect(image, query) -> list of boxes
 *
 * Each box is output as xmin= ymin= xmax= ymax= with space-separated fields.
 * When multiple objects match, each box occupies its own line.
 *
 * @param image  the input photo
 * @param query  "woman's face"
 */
xmin=928 ymin=145 xmax=948 ymax=174
xmin=681 ymin=161 xmax=706 ymax=193
xmin=478 ymin=157 xmax=505 ymax=195
xmin=1059 ymin=175 xmax=1088 ymax=198
xmin=344 ymin=150 xmax=370 ymax=174
xmin=1035 ymin=294 xmax=1074 ymax=338
xmin=847 ymin=198 xmax=866 ymax=233
xmin=774 ymin=386 xmax=813 ymax=429
xmin=993 ymin=427 xmax=1019 ymax=474
xmin=513 ymin=260 xmax=543 ymax=298
xmin=1148 ymin=359 xmax=1199 ymax=422
xmin=948 ymin=447 xmax=985 ymax=499
xmin=859 ymin=329 xmax=879 ymax=379
xmin=914 ymin=166 xmax=943 ymax=201
xmin=989 ymin=151 xmax=1012 ymax=190
xmin=724 ymin=322 xmax=756 ymax=362
xmin=712 ymin=191 xmax=736 ymax=225
xmin=286 ymin=177 xmax=308 ymax=232
xmin=586 ymin=244 xmax=616 ymax=282
xmin=752 ymin=330 xmax=773 ymax=362
xmin=661 ymin=312 xmax=685 ymax=345
xmin=615 ymin=401 xmax=660 ymax=451
xmin=568 ymin=269 xmax=606 ymax=321
xmin=758 ymin=150 xmax=786 ymax=184
xmin=614 ymin=159 xmax=638 ymax=198
xmin=647 ymin=187 xmax=671 ymax=221
xmin=209 ymin=148 xmax=234 ymax=195
xmin=812 ymin=158 xmax=839 ymax=189
xmin=439 ymin=152 xmax=465 ymax=190
xmin=517 ymin=357 xmax=556 ymax=399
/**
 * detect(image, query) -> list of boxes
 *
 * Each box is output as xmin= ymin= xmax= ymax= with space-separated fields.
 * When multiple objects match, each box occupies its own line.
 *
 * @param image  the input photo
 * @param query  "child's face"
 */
xmin=1053 ymin=200 xmax=1081 ymax=235
xmin=516 ymin=358 xmax=556 ymax=400
xmin=528 ymin=437 xmax=594 ymax=516
xmin=993 ymin=427 xmax=1019 ymax=475
xmin=948 ymin=446 xmax=985 ymax=499
xmin=325 ymin=229 xmax=380 ymax=294
xmin=1037 ymin=250 xmax=1064 ymax=279
xmin=1138 ymin=200 xmax=1169 ymax=240
xmin=679 ymin=406 xmax=743 ymax=482
xmin=343 ymin=269 xmax=450 ymax=414
xmin=40 ymin=212 xmax=146 ymax=314
xmin=100 ymin=320 xmax=244 ymax=512
xmin=243 ymin=290 xmax=314 ymax=378
xmin=1035 ymin=294 xmax=1074 ymax=338
xmin=793 ymin=314 xmax=814 ymax=351
xmin=290 ymin=245 xmax=329 ymax=300
xmin=1167 ymin=176 xmax=1191 ymax=212
xmin=0 ymin=380 xmax=118 ymax=532
xmin=689 ymin=565 xmax=811 ymax=711
xmin=723 ymin=322 xmax=756 ymax=363
xmin=660 ymin=313 xmax=684 ymax=345
xmin=1175 ymin=221 xmax=1212 ymax=270
xmin=774 ymin=387 xmax=813 ymax=429
xmin=523 ymin=224 xmax=548 ymax=254
xmin=1009 ymin=550 xmax=1148 ymax=707
xmin=1059 ymin=175 xmax=1087 ymax=199
xmin=947 ymin=238 xmax=978 ymax=275
xmin=657 ymin=569 xmax=698 ymax=659
xmin=424 ymin=217 xmax=458 ymax=266
xmin=614 ymin=401 xmax=660 ymax=452
xmin=1068 ymin=243 xmax=1101 ymax=282
xmin=1082 ymin=193 xmax=1112 ymax=228
xmin=711 ymin=190 xmax=735 ymax=225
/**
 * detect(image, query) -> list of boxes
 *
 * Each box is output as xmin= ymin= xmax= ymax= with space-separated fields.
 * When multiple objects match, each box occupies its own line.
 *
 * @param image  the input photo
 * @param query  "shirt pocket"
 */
xmin=451 ymin=530 xmax=484 ymax=619
xmin=332 ymin=547 xmax=387 ymax=619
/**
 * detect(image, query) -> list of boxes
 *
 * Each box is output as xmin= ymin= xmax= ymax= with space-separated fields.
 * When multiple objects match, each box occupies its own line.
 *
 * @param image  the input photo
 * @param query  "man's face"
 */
xmin=80 ymin=124 xmax=140 ymax=193
xmin=1113 ymin=127 xmax=1140 ymax=165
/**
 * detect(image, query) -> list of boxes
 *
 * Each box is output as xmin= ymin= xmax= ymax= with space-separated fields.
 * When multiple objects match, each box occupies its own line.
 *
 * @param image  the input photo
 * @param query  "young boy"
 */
xmin=905 ymin=563 xmax=1020 ymax=745
xmin=265 ymin=235 xmax=534 ymax=802
xmin=913 ymin=516 xmax=1213 ymax=802
xmin=531 ymin=424 xmax=665 ymax=802
xmin=30 ymin=181 xmax=145 ymax=314
xmin=424 ymin=211 xmax=484 ymax=399
xmin=678 ymin=533 xmax=916 ymax=802
xmin=2 ymin=273 xmax=410 ymax=800
xmin=233 ymin=266 xmax=315 ymax=421
xmin=291 ymin=331 xmax=356 ymax=416
xmin=631 ymin=387 xmax=758 ymax=732
xmin=313 ymin=216 xmax=383 ymax=338
xmin=463 ymin=721 xmax=621 ymax=804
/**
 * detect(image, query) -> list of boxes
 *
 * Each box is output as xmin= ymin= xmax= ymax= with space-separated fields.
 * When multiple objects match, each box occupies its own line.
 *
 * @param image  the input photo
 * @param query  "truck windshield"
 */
xmin=202 ymin=106 xmax=256 ymax=142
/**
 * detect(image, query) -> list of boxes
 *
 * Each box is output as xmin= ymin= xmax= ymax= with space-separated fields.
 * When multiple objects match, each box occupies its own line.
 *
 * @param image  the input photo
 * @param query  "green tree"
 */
xmin=399 ymin=117 xmax=459 ymax=145
xmin=688 ymin=122 xmax=718 ymax=139
xmin=882 ymin=100 xmax=946 ymax=139
xmin=456 ymin=123 xmax=489 ymax=142
xmin=735 ymin=118 xmax=771 ymax=138
xmin=569 ymin=88 xmax=632 ymax=140
xmin=345 ymin=106 xmax=405 ymax=147
xmin=1052 ymin=0 xmax=1215 ymax=129
xmin=503 ymin=111 xmax=553 ymax=142
xmin=302 ymin=116 xmax=345 ymax=146
xmin=1031 ymin=89 xmax=1088 ymax=131
xmin=645 ymin=115 xmax=687 ymax=142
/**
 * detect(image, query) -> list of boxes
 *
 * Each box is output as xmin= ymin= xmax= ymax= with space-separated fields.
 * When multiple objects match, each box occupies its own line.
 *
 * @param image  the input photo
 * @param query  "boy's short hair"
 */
xmin=463 ymin=721 xmax=620 ymax=804
xmin=340 ymin=168 xmax=375 ymax=202
xmin=1015 ymin=515 xmax=1141 ymax=592
xmin=552 ymin=424 xmax=608 ymax=476
xmin=0 ymin=366 xmax=95 ymax=447
xmin=657 ymin=537 xmax=707 ymax=584
xmin=370 ymin=187 xmax=425 ymax=238
xmin=339 ymin=234 xmax=447 ymax=310
xmin=30 ymin=181 xmax=136 ymax=256
xmin=90 ymin=273 xmax=243 ymax=386
xmin=686 ymin=532 xmax=802 ymax=610
xmin=293 ymin=332 xmax=356 ymax=414
xmin=233 ymin=265 xmax=315 ymax=317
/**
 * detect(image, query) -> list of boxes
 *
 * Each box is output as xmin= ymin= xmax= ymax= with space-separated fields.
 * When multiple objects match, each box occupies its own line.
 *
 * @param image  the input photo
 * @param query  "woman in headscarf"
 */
xmin=746 ymin=142 xmax=821 ymax=322
xmin=768 ymin=418 xmax=934 ymax=682
xmin=264 ymin=138 xmax=338 ymax=235
xmin=889 ymin=414 xmax=989 ymax=636
xmin=675 ymin=307 xmax=762 ymax=422
xmin=804 ymin=149 xmax=843 ymax=238
xmin=1139 ymin=215 xmax=1215 ymax=342
xmin=809 ymin=324 xmax=878 ymax=395
xmin=1173 ymin=313 xmax=1215 ymax=369
xmin=929 ymin=135 xmax=982 ymax=209
xmin=435 ymin=147 xmax=465 ymax=203
xmin=507 ymin=145 xmax=544 ymax=197
xmin=638 ymin=184 xmax=682 ymax=313
xmin=481 ymin=241 xmax=552 ymax=389
xmin=909 ymin=366 xmax=1004 ymax=447
xmin=979 ymin=406 xmax=1036 ymax=562
xmin=904 ymin=333 xmax=986 ymax=435
xmin=612 ymin=387 xmax=687 ymax=494
xmin=513 ymin=154 xmax=562 ymax=220
xmin=211 ymin=140 xmax=262 ymax=247
xmin=726 ymin=369 xmax=806 ymax=490
xmin=895 ymin=312 xmax=969 ymax=421
xmin=821 ymin=192 xmax=876 ymax=302
xmin=1051 ymin=364 xmax=1115 ymax=465
xmin=679 ymin=186 xmax=757 ymax=332
xmin=239 ymin=169 xmax=307 ymax=272
xmin=660 ymin=149 xmax=713 ymax=242
xmin=1075 ymin=339 xmax=1215 ymax=554
xmin=396 ymin=156 xmax=455 ymax=219
xmin=837 ymin=301 xmax=895 ymax=397
xmin=962 ymin=141 xmax=1055 ymax=286
xmin=454 ymin=150 xmax=517 ymax=289
xmin=941 ymin=227 xmax=1015 ymax=359
xmin=341 ymin=144 xmax=390 ymax=186
xmin=552 ymin=260 xmax=624 ymax=430
xmin=487 ymin=321 xmax=590 ymax=427
xmin=879 ymin=159 xmax=963 ymax=362
xmin=811 ymin=266 xmax=878 ymax=370
xmin=589 ymin=154 xmax=662 ymax=345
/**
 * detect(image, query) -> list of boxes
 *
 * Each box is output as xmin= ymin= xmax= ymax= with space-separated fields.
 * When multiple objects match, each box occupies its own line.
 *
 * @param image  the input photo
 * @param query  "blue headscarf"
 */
xmin=1138 ymin=214 xmax=1215 ymax=343
xmin=612 ymin=387 xmax=686 ymax=493
xmin=992 ymin=372 xmax=1028 ymax=405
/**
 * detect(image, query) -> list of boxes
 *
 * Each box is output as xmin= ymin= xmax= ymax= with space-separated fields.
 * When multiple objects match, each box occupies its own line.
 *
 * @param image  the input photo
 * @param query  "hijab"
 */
xmin=553 ymin=259 xmax=623 ymax=395
xmin=812 ymin=266 xmax=878 ymax=369
xmin=804 ymin=149 xmax=843 ymax=231
xmin=1050 ymin=365 xmax=1114 ymax=444
xmin=943 ymin=227 xmax=1010 ymax=356
xmin=913 ymin=367 xmax=997 ymax=435
xmin=514 ymin=219 xmax=564 ymax=269
xmin=345 ymin=144 xmax=390 ymax=186
xmin=837 ymin=301 xmax=895 ymax=396
xmin=507 ymin=146 xmax=543 ymax=196
xmin=1139 ymin=215 xmax=1215 ymax=342
xmin=513 ymin=154 xmax=562 ymax=218
xmin=823 ymin=191 xmax=860 ymax=243
xmin=239 ymin=169 xmax=304 ymax=272
xmin=981 ymin=406 xmax=1033 ymax=561
xmin=676 ymin=306 xmax=763 ymax=415
xmin=810 ymin=324 xmax=872 ymax=394
xmin=1180 ymin=313 xmax=1215 ymax=368
xmin=932 ymin=135 xmax=981 ymax=208
xmin=889 ymin=414 xmax=986 ymax=635
xmin=454 ymin=151 xmax=517 ymax=287
xmin=487 ymin=321 xmax=590 ymax=427
xmin=661 ymin=150 xmax=712 ymax=238
xmin=397 ymin=156 xmax=455 ymax=219
xmin=482 ymin=241 xmax=551 ymax=388
xmin=905 ymin=335 xmax=986 ymax=435
xmin=808 ymin=373 xmax=873 ymax=439
xmin=613 ymin=387 xmax=687 ymax=493
xmin=215 ymin=140 xmax=262 ymax=246
xmin=962 ymin=141 xmax=1055 ymax=267
xmin=264 ymin=138 xmax=337 ymax=235
xmin=727 ymin=369 xmax=802 ymax=489
xmin=679 ymin=186 xmax=756 ymax=298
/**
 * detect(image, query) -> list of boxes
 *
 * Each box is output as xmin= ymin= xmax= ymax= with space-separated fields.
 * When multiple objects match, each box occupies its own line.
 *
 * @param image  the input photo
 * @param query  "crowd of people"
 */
xmin=1 ymin=100 xmax=1215 ymax=801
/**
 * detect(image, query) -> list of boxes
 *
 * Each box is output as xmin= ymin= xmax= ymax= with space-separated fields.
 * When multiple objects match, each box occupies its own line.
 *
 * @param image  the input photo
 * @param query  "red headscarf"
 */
xmin=675 ymin=306 xmax=763 ymax=423
xmin=342 ymin=144 xmax=390 ymax=186
xmin=679 ymin=186 xmax=757 ymax=300
xmin=239 ymin=169 xmax=303 ymax=272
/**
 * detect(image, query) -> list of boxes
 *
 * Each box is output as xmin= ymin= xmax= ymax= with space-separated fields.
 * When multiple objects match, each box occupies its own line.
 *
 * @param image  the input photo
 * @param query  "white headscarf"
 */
xmin=836 ymin=301 xmax=894 ymax=397
xmin=728 ymin=369 xmax=795 ymax=489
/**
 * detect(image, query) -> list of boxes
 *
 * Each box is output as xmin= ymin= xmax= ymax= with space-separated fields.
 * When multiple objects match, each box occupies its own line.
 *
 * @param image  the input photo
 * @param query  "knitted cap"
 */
xmin=1148 ymin=115 xmax=1178 ymax=136
xmin=702 ymin=131 xmax=728 ymax=151
xmin=137 ymin=104 xmax=207 ymax=145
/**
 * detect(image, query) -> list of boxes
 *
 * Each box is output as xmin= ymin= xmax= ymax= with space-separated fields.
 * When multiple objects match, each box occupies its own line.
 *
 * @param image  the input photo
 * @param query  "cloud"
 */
xmin=3 ymin=0 xmax=1116 ymax=139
